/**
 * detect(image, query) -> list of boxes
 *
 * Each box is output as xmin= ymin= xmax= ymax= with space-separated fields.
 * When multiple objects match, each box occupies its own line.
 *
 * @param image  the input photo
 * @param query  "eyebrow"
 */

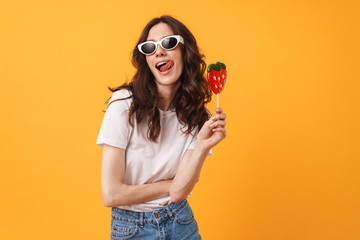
xmin=146 ymin=34 xmax=174 ymax=42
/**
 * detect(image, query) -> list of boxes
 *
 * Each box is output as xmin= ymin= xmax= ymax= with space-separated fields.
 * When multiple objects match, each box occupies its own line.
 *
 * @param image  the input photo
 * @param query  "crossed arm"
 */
xmin=101 ymin=108 xmax=226 ymax=207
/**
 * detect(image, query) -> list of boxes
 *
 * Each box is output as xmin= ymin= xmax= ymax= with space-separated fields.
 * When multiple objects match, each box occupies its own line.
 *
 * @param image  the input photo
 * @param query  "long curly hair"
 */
xmin=107 ymin=15 xmax=212 ymax=142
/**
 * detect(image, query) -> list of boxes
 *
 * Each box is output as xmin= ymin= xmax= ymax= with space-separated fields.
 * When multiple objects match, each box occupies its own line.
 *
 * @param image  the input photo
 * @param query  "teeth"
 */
xmin=156 ymin=61 xmax=168 ymax=67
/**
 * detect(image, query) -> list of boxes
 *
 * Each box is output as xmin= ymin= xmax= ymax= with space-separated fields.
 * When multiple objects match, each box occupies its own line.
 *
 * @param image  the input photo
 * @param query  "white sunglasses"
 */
xmin=137 ymin=35 xmax=184 ymax=55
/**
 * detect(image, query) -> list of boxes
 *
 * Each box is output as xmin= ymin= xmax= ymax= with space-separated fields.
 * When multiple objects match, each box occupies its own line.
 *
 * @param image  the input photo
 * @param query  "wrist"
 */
xmin=161 ymin=179 xmax=172 ymax=195
xmin=194 ymin=140 xmax=211 ymax=158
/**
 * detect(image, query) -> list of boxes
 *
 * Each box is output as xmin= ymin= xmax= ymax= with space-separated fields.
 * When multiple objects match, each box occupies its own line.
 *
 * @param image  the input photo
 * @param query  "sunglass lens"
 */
xmin=162 ymin=37 xmax=178 ymax=50
xmin=141 ymin=43 xmax=156 ymax=54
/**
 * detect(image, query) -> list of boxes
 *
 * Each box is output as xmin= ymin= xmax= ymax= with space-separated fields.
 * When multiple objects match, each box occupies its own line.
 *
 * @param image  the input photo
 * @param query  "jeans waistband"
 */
xmin=111 ymin=199 xmax=188 ymax=225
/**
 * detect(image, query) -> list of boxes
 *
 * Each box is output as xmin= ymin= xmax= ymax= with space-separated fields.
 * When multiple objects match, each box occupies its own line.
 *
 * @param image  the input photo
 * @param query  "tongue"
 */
xmin=160 ymin=61 xmax=173 ymax=72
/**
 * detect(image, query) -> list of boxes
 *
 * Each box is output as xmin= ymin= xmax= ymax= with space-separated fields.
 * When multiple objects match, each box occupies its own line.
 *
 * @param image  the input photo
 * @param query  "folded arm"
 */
xmin=101 ymin=144 xmax=172 ymax=208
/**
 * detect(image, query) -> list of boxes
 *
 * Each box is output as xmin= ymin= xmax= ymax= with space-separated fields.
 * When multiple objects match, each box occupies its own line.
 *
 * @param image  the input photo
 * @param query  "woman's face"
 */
xmin=145 ymin=23 xmax=184 ymax=91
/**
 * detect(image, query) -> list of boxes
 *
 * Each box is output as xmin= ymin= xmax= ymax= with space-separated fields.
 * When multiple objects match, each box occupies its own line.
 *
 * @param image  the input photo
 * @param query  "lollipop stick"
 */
xmin=217 ymin=94 xmax=219 ymax=108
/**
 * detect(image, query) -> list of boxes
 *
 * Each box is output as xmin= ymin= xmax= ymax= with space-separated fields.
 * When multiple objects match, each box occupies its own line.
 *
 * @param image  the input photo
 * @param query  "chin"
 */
xmin=153 ymin=70 xmax=182 ymax=86
xmin=155 ymin=77 xmax=179 ymax=87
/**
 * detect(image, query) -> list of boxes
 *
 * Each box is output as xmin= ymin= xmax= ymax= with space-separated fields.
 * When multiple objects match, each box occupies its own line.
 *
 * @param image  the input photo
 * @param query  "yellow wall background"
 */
xmin=1 ymin=0 xmax=359 ymax=239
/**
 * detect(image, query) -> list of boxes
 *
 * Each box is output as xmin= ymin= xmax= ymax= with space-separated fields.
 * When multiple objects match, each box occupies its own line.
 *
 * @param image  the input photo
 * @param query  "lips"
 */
xmin=155 ymin=60 xmax=174 ymax=73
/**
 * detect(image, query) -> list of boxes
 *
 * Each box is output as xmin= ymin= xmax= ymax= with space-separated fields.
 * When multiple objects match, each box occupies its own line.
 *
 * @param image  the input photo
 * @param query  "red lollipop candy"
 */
xmin=207 ymin=61 xmax=227 ymax=107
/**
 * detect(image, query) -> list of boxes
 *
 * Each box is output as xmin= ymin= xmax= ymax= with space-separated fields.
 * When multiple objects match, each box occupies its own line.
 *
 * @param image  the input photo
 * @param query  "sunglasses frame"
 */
xmin=137 ymin=35 xmax=184 ymax=55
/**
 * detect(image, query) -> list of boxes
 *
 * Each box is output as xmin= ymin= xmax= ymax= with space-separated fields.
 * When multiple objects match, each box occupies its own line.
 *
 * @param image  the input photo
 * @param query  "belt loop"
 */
xmin=139 ymin=212 xmax=144 ymax=227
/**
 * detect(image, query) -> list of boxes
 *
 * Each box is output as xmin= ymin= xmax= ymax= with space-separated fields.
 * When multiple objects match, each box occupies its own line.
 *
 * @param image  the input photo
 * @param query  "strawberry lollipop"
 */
xmin=207 ymin=61 xmax=227 ymax=108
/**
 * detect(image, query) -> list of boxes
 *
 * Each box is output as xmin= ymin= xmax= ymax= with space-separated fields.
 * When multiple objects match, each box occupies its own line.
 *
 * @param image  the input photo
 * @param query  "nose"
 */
xmin=155 ymin=44 xmax=166 ymax=57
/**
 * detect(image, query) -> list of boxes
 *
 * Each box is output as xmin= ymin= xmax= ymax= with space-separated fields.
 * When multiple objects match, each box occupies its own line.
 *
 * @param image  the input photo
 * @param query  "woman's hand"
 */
xmin=196 ymin=107 xmax=227 ymax=152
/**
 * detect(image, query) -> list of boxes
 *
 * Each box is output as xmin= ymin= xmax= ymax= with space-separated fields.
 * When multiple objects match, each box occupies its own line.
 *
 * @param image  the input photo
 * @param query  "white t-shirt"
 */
xmin=96 ymin=89 xmax=199 ymax=212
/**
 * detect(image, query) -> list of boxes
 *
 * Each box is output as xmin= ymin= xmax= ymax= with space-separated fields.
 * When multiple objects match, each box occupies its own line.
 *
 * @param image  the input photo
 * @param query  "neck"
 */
xmin=156 ymin=82 xmax=180 ymax=111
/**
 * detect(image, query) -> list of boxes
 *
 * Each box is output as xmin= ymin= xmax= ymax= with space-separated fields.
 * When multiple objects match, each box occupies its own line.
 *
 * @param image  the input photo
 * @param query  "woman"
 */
xmin=97 ymin=15 xmax=227 ymax=240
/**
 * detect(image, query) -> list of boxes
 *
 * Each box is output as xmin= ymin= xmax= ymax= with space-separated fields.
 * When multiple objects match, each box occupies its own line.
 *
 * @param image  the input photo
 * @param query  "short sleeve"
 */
xmin=96 ymin=90 xmax=132 ymax=149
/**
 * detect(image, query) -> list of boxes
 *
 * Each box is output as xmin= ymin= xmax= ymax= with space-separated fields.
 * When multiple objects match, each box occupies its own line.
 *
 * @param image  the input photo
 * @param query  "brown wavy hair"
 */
xmin=107 ymin=15 xmax=212 ymax=142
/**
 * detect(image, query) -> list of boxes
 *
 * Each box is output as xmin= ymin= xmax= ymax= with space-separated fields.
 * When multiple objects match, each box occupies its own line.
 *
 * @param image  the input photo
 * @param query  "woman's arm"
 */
xmin=101 ymin=144 xmax=172 ymax=208
xmin=170 ymin=107 xmax=227 ymax=202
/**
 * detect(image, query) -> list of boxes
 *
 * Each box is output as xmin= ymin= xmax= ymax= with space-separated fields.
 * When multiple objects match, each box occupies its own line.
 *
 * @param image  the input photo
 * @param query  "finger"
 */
xmin=209 ymin=120 xmax=226 ymax=128
xmin=212 ymin=127 xmax=227 ymax=138
xmin=199 ymin=118 xmax=215 ymax=136
xmin=204 ymin=118 xmax=214 ymax=128
xmin=211 ymin=113 xmax=226 ymax=121
xmin=215 ymin=107 xmax=223 ymax=114
xmin=219 ymin=113 xmax=226 ymax=120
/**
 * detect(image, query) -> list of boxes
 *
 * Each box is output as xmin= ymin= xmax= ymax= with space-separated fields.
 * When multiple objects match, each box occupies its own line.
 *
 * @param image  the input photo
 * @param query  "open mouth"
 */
xmin=156 ymin=60 xmax=174 ymax=72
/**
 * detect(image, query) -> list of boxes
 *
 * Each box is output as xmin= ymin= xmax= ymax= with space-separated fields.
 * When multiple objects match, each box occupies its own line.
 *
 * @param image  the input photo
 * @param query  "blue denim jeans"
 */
xmin=110 ymin=199 xmax=201 ymax=240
